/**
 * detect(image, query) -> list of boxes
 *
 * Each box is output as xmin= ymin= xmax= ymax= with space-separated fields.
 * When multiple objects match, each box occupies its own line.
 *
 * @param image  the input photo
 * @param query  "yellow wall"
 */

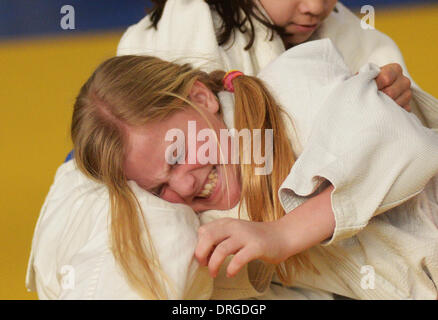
xmin=1 ymin=4 xmax=437 ymax=299
xmin=0 ymin=32 xmax=123 ymax=299
xmin=375 ymin=5 xmax=438 ymax=96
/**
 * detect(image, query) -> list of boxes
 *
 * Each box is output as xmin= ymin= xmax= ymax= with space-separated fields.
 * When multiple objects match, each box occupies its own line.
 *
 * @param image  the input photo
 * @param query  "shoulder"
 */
xmin=117 ymin=0 xmax=218 ymax=58
xmin=257 ymin=39 xmax=351 ymax=88
xmin=27 ymin=160 xmax=202 ymax=299
xmin=28 ymin=161 xmax=111 ymax=259
xmin=254 ymin=39 xmax=352 ymax=157
xmin=315 ymin=2 xmax=405 ymax=71
xmin=26 ymin=161 xmax=111 ymax=298
xmin=117 ymin=14 xmax=154 ymax=56
xmin=256 ymin=39 xmax=352 ymax=120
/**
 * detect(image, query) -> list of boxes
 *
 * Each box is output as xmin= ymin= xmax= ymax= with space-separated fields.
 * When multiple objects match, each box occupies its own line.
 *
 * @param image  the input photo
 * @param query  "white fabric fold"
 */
xmin=257 ymin=39 xmax=438 ymax=299
xmin=258 ymin=40 xmax=438 ymax=246
xmin=25 ymin=160 xmax=212 ymax=299
xmin=27 ymin=0 xmax=438 ymax=300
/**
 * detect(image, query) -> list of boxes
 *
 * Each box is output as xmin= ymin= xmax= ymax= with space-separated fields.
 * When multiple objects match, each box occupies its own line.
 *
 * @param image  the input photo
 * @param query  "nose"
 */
xmin=298 ymin=0 xmax=325 ymax=16
xmin=167 ymin=165 xmax=198 ymax=199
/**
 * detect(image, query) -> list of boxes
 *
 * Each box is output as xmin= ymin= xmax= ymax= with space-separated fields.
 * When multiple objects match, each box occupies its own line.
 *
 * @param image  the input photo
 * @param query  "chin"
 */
xmin=194 ymin=190 xmax=241 ymax=213
xmin=285 ymin=33 xmax=314 ymax=48
xmin=216 ymin=193 xmax=241 ymax=211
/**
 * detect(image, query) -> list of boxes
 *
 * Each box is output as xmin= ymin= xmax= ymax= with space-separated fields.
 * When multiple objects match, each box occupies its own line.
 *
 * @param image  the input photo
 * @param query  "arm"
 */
xmin=196 ymin=43 xmax=438 ymax=280
xmin=258 ymin=40 xmax=438 ymax=247
xmin=275 ymin=185 xmax=335 ymax=256
xmin=195 ymin=185 xmax=335 ymax=278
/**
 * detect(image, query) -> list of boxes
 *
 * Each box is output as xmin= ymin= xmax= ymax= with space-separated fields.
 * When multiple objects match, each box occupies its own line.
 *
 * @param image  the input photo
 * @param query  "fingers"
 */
xmin=376 ymin=63 xmax=412 ymax=110
xmin=195 ymin=219 xmax=269 ymax=279
xmin=381 ymin=75 xmax=411 ymax=101
xmin=226 ymin=246 xmax=259 ymax=278
xmin=375 ymin=63 xmax=401 ymax=90
xmin=207 ymin=239 xmax=242 ymax=278
xmin=195 ymin=219 xmax=231 ymax=267
xmin=395 ymin=89 xmax=412 ymax=112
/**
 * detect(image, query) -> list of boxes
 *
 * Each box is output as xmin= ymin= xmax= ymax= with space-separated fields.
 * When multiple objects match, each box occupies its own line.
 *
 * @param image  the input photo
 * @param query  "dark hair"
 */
xmin=148 ymin=0 xmax=290 ymax=50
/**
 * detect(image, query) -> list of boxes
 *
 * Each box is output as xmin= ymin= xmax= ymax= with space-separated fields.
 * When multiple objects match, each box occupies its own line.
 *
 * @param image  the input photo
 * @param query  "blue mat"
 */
xmin=1 ymin=0 xmax=436 ymax=39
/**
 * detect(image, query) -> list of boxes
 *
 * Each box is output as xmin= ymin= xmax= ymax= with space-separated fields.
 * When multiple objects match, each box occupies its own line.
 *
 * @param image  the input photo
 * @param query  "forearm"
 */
xmin=194 ymin=185 xmax=336 ymax=277
xmin=273 ymin=185 xmax=336 ymax=258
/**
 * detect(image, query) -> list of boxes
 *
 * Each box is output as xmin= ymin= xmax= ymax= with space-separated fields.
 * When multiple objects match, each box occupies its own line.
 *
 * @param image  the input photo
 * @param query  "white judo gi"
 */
xmin=26 ymin=1 xmax=438 ymax=299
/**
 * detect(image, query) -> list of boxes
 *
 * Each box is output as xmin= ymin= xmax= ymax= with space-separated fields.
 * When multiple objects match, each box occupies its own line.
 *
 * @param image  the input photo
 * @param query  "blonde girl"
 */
xmin=70 ymin=54 xmax=300 ymax=299
xmin=70 ymin=39 xmax=438 ymax=300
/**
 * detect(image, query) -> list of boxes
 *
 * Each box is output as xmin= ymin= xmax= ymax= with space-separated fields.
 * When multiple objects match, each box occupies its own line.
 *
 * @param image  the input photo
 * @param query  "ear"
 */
xmin=188 ymin=81 xmax=220 ymax=115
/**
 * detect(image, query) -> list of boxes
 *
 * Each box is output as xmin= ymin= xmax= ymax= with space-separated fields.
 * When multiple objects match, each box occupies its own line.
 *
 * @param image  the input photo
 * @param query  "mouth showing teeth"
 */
xmin=197 ymin=167 xmax=218 ymax=199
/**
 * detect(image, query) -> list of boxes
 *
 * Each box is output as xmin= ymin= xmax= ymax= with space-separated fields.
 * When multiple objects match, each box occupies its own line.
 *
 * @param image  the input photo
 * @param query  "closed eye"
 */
xmin=150 ymin=156 xmax=181 ymax=197
xmin=167 ymin=150 xmax=185 ymax=165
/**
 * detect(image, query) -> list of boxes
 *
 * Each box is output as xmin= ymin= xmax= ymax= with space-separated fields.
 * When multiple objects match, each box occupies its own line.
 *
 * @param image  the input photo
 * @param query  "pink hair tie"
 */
xmin=223 ymin=70 xmax=244 ymax=92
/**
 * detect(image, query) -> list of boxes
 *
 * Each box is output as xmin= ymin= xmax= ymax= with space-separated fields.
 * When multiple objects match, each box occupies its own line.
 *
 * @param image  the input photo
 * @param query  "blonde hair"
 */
xmin=71 ymin=55 xmax=318 ymax=299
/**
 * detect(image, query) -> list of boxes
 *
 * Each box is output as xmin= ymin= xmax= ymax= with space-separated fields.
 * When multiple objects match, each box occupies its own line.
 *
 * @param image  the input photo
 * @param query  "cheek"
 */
xmin=221 ymin=165 xmax=241 ymax=197
xmin=271 ymin=10 xmax=293 ymax=26
xmin=122 ymin=160 xmax=139 ymax=183
xmin=327 ymin=0 xmax=338 ymax=13
xmin=260 ymin=0 xmax=292 ymax=26
xmin=320 ymin=0 xmax=338 ymax=19
xmin=161 ymin=188 xmax=185 ymax=204
xmin=123 ymin=156 xmax=148 ymax=187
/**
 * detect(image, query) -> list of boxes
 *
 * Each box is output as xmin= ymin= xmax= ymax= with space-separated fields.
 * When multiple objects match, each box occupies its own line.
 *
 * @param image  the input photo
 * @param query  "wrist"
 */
xmin=270 ymin=186 xmax=336 ymax=260
xmin=269 ymin=218 xmax=299 ymax=263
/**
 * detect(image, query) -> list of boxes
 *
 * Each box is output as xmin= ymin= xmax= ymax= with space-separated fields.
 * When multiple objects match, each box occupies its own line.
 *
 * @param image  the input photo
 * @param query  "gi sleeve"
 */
xmin=278 ymin=62 xmax=438 ymax=245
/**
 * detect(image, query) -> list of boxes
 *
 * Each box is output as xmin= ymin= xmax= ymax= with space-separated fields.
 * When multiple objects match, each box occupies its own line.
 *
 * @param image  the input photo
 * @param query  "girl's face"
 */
xmin=259 ymin=0 xmax=338 ymax=48
xmin=123 ymin=81 xmax=241 ymax=213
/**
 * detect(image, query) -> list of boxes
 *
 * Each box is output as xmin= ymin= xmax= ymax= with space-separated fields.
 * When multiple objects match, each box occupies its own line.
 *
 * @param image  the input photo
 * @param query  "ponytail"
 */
xmin=206 ymin=71 xmax=320 ymax=284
